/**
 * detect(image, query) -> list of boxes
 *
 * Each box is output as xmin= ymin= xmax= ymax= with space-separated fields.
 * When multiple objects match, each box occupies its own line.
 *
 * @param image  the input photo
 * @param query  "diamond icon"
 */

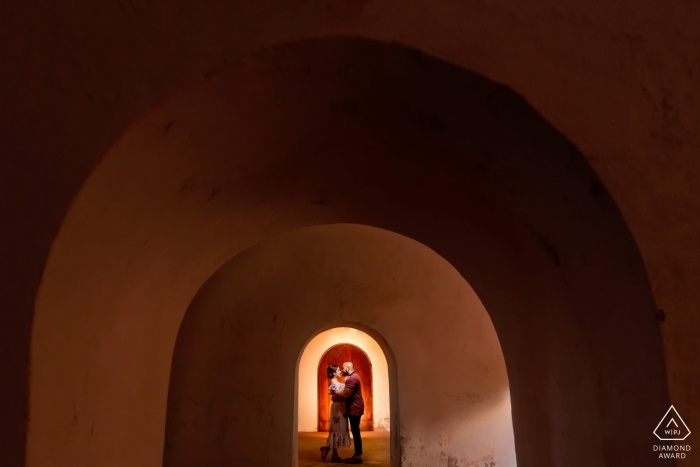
xmin=654 ymin=406 xmax=691 ymax=441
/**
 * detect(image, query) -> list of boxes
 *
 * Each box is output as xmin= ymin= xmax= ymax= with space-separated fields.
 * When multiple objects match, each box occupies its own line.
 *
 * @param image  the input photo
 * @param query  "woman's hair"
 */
xmin=327 ymin=364 xmax=339 ymax=379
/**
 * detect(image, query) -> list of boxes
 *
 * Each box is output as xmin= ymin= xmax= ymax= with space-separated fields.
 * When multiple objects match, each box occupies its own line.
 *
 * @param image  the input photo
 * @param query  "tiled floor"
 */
xmin=298 ymin=431 xmax=390 ymax=466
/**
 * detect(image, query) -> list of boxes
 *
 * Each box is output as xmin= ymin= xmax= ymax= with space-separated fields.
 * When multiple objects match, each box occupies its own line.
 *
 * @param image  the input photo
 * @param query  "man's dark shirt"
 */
xmin=344 ymin=372 xmax=365 ymax=416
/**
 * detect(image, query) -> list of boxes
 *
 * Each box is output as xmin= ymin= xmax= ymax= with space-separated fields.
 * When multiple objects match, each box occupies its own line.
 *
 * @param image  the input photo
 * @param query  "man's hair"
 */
xmin=327 ymin=364 xmax=339 ymax=379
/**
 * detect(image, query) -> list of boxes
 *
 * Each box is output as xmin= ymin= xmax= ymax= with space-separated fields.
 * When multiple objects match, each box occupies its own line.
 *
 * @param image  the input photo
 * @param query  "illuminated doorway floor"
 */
xmin=298 ymin=431 xmax=390 ymax=466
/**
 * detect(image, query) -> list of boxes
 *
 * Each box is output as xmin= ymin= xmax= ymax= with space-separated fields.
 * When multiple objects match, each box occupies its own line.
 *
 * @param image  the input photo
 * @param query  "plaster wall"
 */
xmin=1 ymin=2 xmax=699 ymax=466
xmin=298 ymin=327 xmax=390 ymax=433
xmin=25 ymin=39 xmax=668 ymax=467
xmin=164 ymin=224 xmax=514 ymax=467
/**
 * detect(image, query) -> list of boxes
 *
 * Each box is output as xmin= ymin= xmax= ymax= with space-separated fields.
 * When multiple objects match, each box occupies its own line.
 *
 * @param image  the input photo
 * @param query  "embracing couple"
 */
xmin=320 ymin=362 xmax=365 ymax=464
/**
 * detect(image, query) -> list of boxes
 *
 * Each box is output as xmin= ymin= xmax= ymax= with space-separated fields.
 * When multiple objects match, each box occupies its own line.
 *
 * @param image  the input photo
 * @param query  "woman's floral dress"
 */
xmin=325 ymin=382 xmax=351 ymax=449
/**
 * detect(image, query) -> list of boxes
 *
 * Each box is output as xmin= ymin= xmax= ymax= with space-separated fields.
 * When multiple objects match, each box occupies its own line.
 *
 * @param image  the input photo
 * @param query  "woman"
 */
xmin=320 ymin=364 xmax=350 ymax=462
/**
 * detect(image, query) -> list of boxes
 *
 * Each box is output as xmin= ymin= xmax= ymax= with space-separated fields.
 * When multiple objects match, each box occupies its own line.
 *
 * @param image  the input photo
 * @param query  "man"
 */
xmin=340 ymin=361 xmax=364 ymax=464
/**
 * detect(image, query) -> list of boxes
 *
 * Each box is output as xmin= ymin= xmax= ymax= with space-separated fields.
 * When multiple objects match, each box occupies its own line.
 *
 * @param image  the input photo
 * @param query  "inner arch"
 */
xmin=299 ymin=328 xmax=389 ymax=432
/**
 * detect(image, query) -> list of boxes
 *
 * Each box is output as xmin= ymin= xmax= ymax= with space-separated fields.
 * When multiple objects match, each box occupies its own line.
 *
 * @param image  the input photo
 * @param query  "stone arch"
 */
xmin=164 ymin=225 xmax=515 ymax=466
xmin=28 ymin=37 xmax=666 ymax=467
xmin=298 ymin=324 xmax=400 ymax=465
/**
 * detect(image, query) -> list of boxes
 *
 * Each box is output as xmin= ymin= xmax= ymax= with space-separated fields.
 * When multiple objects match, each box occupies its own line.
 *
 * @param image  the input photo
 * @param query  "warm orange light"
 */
xmin=298 ymin=327 xmax=390 ymax=432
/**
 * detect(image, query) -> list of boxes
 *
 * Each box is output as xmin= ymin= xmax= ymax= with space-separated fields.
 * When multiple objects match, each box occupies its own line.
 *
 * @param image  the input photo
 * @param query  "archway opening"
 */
xmin=300 ymin=328 xmax=391 ymax=433
xmin=297 ymin=327 xmax=391 ymax=465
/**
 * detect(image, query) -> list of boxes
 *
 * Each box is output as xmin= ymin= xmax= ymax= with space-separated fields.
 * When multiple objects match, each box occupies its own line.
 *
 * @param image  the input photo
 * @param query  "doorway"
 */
xmin=317 ymin=343 xmax=374 ymax=432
